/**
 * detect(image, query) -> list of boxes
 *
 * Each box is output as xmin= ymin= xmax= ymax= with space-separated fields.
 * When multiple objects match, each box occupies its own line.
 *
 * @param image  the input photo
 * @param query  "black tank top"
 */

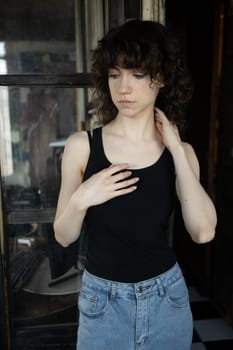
xmin=83 ymin=127 xmax=177 ymax=282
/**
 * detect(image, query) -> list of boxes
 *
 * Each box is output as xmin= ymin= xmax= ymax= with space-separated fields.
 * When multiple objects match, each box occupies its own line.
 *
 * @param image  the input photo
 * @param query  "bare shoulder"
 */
xmin=62 ymin=130 xmax=90 ymax=175
xmin=182 ymin=142 xmax=200 ymax=178
xmin=65 ymin=130 xmax=89 ymax=148
xmin=54 ymin=131 xmax=90 ymax=219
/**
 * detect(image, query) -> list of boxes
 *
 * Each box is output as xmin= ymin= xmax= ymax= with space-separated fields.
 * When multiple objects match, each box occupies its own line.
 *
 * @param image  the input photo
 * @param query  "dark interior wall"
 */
xmin=166 ymin=0 xmax=216 ymax=294
xmin=167 ymin=0 xmax=233 ymax=325
xmin=166 ymin=0 xmax=214 ymax=184
xmin=213 ymin=1 xmax=233 ymax=322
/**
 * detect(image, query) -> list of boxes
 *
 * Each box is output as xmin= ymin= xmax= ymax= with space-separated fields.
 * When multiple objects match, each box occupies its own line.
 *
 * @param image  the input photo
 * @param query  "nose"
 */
xmin=118 ymin=75 xmax=132 ymax=94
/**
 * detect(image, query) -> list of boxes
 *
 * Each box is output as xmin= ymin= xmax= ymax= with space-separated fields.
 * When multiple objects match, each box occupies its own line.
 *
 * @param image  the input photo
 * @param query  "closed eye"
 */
xmin=133 ymin=73 xmax=147 ymax=79
xmin=108 ymin=73 xmax=119 ymax=79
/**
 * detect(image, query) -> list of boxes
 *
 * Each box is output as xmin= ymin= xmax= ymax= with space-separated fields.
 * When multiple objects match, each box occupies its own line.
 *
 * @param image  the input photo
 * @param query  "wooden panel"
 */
xmin=0 ymin=73 xmax=92 ymax=87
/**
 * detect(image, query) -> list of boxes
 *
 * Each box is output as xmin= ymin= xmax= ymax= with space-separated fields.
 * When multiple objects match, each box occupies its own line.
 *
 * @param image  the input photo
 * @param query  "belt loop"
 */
xmin=111 ymin=282 xmax=117 ymax=300
xmin=156 ymin=277 xmax=165 ymax=297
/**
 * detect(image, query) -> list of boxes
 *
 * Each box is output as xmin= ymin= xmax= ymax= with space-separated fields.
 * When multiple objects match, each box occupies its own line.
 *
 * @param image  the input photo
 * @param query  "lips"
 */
xmin=118 ymin=100 xmax=134 ymax=104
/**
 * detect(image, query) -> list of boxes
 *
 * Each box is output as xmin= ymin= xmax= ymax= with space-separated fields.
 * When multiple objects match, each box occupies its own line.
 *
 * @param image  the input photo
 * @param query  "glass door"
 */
xmin=0 ymin=1 xmax=141 ymax=348
xmin=0 ymin=84 xmax=94 ymax=349
xmin=0 ymin=1 xmax=105 ymax=349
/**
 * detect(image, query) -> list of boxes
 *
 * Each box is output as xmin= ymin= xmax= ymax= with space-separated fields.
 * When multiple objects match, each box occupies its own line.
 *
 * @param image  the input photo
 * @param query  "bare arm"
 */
xmin=54 ymin=131 xmax=139 ymax=247
xmin=155 ymin=107 xmax=217 ymax=243
xmin=173 ymin=142 xmax=217 ymax=243
xmin=53 ymin=131 xmax=90 ymax=247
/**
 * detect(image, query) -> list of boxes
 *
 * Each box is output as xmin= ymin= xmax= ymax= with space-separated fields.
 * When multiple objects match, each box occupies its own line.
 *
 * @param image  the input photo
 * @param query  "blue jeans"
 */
xmin=77 ymin=263 xmax=193 ymax=349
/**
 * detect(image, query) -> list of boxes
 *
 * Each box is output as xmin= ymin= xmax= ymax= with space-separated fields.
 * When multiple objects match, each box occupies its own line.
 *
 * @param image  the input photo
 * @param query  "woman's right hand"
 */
xmin=74 ymin=163 xmax=139 ymax=210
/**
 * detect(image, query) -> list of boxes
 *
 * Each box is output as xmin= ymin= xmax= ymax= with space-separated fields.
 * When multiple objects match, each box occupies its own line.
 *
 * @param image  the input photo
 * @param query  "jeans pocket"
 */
xmin=78 ymin=282 xmax=110 ymax=317
xmin=165 ymin=273 xmax=189 ymax=308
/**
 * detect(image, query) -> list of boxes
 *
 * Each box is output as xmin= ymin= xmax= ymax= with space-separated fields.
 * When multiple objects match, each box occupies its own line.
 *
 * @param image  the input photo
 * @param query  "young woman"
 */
xmin=54 ymin=20 xmax=217 ymax=350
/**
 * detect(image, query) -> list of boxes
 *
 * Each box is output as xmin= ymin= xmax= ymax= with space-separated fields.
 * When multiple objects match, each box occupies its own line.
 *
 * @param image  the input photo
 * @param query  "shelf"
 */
xmin=7 ymin=208 xmax=56 ymax=224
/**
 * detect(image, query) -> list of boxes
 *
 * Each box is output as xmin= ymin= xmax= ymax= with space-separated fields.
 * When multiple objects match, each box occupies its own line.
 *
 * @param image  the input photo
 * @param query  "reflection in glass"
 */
xmin=0 ymin=86 xmax=93 ymax=346
xmin=0 ymin=87 xmax=13 ymax=175
xmin=0 ymin=42 xmax=7 ymax=74
xmin=0 ymin=86 xmax=91 ymax=204
xmin=0 ymin=0 xmax=105 ymax=74
xmin=0 ymin=1 xmax=106 ymax=347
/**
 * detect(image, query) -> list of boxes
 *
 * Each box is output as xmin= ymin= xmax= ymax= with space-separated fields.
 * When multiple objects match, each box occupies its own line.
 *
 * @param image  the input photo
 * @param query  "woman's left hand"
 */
xmin=154 ymin=107 xmax=181 ymax=152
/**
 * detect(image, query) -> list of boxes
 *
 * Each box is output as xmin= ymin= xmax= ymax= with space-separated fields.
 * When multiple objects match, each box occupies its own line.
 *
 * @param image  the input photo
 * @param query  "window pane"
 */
xmin=0 ymin=85 xmax=95 ymax=347
xmin=0 ymin=0 xmax=104 ymax=74
xmin=0 ymin=86 xmax=90 ymax=191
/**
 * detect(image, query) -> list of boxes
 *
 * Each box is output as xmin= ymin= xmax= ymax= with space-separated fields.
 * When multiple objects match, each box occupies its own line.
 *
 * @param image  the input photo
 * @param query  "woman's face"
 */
xmin=108 ymin=66 xmax=160 ymax=119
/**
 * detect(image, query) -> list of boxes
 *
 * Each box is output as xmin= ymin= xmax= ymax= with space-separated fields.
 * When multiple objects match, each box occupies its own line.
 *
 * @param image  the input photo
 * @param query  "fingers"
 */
xmin=107 ymin=163 xmax=130 ymax=175
xmin=113 ymin=176 xmax=139 ymax=191
xmin=154 ymin=107 xmax=169 ymax=125
xmin=112 ymin=185 xmax=138 ymax=197
xmin=100 ymin=164 xmax=139 ymax=198
xmin=107 ymin=166 xmax=139 ymax=191
xmin=111 ymin=170 xmax=132 ymax=183
xmin=154 ymin=108 xmax=179 ymax=134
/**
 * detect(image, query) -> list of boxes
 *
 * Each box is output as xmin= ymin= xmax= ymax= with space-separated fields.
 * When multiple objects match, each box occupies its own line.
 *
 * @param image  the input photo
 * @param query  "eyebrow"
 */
xmin=109 ymin=66 xmax=121 ymax=70
xmin=109 ymin=66 xmax=146 ymax=72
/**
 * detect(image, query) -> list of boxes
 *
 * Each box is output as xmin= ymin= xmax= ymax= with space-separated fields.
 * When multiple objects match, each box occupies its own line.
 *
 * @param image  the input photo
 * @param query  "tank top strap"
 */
xmin=86 ymin=130 xmax=92 ymax=148
xmin=91 ymin=127 xmax=102 ymax=153
xmin=92 ymin=127 xmax=102 ymax=140
xmin=86 ymin=127 xmax=102 ymax=148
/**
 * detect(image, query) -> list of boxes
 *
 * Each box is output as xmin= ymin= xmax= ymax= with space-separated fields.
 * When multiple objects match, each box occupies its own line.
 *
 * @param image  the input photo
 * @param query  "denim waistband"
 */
xmin=82 ymin=263 xmax=182 ymax=298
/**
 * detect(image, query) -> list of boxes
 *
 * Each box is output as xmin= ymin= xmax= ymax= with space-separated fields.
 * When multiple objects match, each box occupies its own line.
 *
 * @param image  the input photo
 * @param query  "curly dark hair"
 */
xmin=91 ymin=20 xmax=193 ymax=128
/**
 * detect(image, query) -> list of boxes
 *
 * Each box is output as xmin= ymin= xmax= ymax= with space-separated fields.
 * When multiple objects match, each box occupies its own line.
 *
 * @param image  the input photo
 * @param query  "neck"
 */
xmin=108 ymin=112 xmax=157 ymax=141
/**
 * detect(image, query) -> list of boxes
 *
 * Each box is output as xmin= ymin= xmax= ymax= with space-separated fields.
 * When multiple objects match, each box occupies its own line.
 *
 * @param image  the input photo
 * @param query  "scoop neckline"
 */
xmin=100 ymin=127 xmax=166 ymax=171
